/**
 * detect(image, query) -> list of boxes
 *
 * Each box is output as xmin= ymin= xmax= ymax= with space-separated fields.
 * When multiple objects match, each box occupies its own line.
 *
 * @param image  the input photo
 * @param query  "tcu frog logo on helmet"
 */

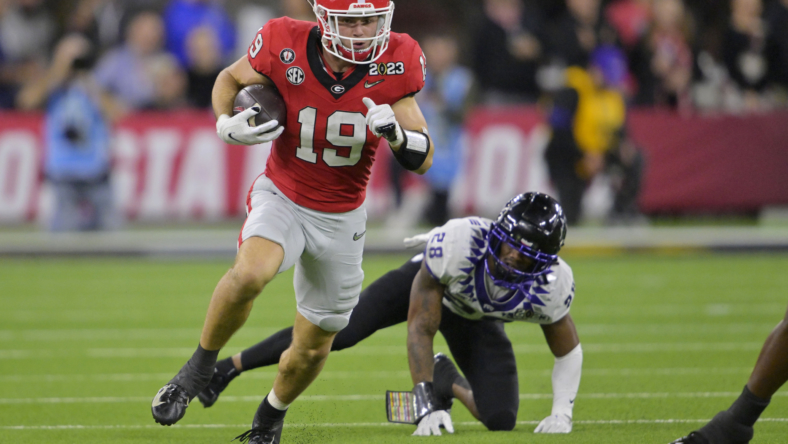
xmin=244 ymin=6 xmax=425 ymax=214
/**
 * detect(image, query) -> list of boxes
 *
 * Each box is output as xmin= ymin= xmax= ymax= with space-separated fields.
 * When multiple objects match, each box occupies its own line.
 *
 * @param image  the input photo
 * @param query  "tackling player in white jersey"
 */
xmin=196 ymin=193 xmax=582 ymax=436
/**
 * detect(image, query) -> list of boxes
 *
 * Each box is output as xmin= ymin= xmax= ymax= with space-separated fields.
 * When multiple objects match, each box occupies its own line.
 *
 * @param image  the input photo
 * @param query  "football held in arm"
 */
xmin=151 ymin=1 xmax=435 ymax=443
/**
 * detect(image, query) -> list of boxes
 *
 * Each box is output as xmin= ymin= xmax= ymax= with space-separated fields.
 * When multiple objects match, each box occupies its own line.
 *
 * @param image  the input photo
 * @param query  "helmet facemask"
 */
xmin=484 ymin=223 xmax=557 ymax=293
xmin=311 ymin=0 xmax=394 ymax=64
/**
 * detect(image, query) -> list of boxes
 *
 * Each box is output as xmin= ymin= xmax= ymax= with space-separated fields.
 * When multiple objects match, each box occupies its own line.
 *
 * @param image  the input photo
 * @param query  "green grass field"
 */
xmin=1 ymin=253 xmax=787 ymax=443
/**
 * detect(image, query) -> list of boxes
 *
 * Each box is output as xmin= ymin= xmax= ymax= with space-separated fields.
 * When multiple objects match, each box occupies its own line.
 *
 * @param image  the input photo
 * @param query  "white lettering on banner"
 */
xmin=240 ymin=143 xmax=271 ymax=213
xmin=0 ymin=132 xmax=37 ymax=221
xmin=175 ymin=130 xmax=226 ymax=220
xmin=473 ymin=125 xmax=527 ymax=216
xmin=461 ymin=124 xmax=552 ymax=219
xmin=139 ymin=130 xmax=180 ymax=219
xmin=112 ymin=131 xmax=140 ymax=217
xmin=36 ymin=183 xmax=52 ymax=224
xmin=523 ymin=125 xmax=551 ymax=195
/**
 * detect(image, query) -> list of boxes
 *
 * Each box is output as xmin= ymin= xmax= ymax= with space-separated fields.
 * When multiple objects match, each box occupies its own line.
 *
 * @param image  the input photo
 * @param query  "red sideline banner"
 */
xmin=111 ymin=111 xmax=290 ymax=221
xmin=0 ymin=113 xmax=42 ymax=222
xmin=0 ymin=111 xmax=257 ymax=223
xmin=457 ymin=107 xmax=551 ymax=217
xmin=1 ymin=108 xmax=788 ymax=223
xmin=628 ymin=109 xmax=788 ymax=213
xmin=458 ymin=108 xmax=788 ymax=216
xmin=0 ymin=110 xmax=409 ymax=223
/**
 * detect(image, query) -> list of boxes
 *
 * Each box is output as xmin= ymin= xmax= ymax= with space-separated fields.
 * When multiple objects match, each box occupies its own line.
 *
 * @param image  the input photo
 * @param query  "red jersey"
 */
xmin=247 ymin=17 xmax=425 ymax=213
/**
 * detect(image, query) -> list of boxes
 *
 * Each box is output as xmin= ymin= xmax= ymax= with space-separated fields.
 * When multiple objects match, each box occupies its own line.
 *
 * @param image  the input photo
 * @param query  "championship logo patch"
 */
xmin=368 ymin=61 xmax=405 ymax=76
xmin=331 ymin=84 xmax=345 ymax=94
xmin=279 ymin=48 xmax=296 ymax=64
xmin=286 ymin=67 xmax=305 ymax=85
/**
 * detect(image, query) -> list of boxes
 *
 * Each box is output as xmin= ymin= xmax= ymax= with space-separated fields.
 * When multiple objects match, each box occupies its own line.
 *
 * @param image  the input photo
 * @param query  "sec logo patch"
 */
xmin=286 ymin=67 xmax=305 ymax=85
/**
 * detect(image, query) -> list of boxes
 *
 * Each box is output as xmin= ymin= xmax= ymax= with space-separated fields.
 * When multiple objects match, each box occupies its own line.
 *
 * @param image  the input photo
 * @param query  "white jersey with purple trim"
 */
xmin=421 ymin=217 xmax=575 ymax=324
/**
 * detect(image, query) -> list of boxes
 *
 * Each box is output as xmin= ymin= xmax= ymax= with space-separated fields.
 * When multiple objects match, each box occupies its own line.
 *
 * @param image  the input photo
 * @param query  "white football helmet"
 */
xmin=310 ymin=0 xmax=394 ymax=64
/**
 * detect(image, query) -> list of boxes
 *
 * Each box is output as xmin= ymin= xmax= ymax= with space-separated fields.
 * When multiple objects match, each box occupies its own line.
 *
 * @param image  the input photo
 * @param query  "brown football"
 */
xmin=233 ymin=84 xmax=287 ymax=127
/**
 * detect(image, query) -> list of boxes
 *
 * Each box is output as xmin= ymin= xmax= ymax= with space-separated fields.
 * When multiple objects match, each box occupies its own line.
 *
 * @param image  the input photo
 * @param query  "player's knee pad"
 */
xmin=482 ymin=410 xmax=517 ymax=431
xmin=316 ymin=314 xmax=349 ymax=332
xmin=298 ymin=307 xmax=352 ymax=333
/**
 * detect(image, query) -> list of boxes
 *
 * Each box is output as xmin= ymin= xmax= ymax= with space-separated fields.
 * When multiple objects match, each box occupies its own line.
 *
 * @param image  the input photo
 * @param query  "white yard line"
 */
xmin=1 ymin=391 xmax=787 ymax=404
xmin=578 ymin=367 xmax=753 ymax=376
xmin=0 ymin=323 xmax=771 ymax=342
xmin=0 ymin=342 xmax=767 ymax=359
xmin=3 ymin=418 xmax=788 ymax=430
xmin=0 ymin=367 xmax=753 ymax=383
xmin=509 ymin=323 xmax=775 ymax=337
xmin=0 ymin=328 xmax=282 ymax=342
xmin=561 ymin=342 xmax=764 ymax=353
xmin=0 ymin=370 xmax=410 ymax=383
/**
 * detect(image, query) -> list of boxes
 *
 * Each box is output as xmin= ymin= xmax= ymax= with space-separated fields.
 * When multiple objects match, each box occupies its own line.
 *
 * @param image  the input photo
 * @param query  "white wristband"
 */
xmin=551 ymin=343 xmax=582 ymax=418
xmin=216 ymin=114 xmax=230 ymax=132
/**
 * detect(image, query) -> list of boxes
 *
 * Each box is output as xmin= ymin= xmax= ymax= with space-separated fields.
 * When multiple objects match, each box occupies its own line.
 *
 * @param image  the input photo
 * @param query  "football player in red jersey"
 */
xmin=150 ymin=1 xmax=434 ymax=443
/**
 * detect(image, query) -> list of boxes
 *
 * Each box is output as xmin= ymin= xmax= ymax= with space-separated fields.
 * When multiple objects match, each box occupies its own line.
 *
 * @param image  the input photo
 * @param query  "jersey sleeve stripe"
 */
xmin=422 ymin=257 xmax=440 ymax=282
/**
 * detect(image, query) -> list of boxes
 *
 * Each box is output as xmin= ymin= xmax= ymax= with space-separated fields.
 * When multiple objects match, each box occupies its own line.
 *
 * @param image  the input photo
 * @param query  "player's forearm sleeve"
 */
xmin=391 ymin=128 xmax=430 ymax=171
xmin=551 ymin=343 xmax=582 ymax=418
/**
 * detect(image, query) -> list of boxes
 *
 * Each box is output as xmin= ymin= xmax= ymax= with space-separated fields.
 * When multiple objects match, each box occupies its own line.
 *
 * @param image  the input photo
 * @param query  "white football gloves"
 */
xmin=534 ymin=413 xmax=572 ymax=433
xmin=216 ymin=106 xmax=284 ymax=146
xmin=413 ymin=410 xmax=454 ymax=436
xmin=363 ymin=97 xmax=404 ymax=148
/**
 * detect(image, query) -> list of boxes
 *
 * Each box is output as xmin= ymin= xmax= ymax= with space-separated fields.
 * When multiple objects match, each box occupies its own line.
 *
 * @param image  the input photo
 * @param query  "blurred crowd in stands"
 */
xmin=472 ymin=0 xmax=788 ymax=113
xmin=1 ymin=0 xmax=786 ymax=113
xmin=1 ymin=0 xmax=787 ymax=229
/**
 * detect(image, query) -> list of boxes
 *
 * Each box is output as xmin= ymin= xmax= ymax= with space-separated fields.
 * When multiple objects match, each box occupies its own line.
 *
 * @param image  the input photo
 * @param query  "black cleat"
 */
xmin=433 ymin=353 xmax=461 ymax=411
xmin=233 ymin=418 xmax=284 ymax=444
xmin=197 ymin=363 xmax=239 ymax=408
xmin=151 ymin=384 xmax=190 ymax=426
xmin=151 ymin=345 xmax=218 ymax=424
xmin=669 ymin=411 xmax=754 ymax=444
